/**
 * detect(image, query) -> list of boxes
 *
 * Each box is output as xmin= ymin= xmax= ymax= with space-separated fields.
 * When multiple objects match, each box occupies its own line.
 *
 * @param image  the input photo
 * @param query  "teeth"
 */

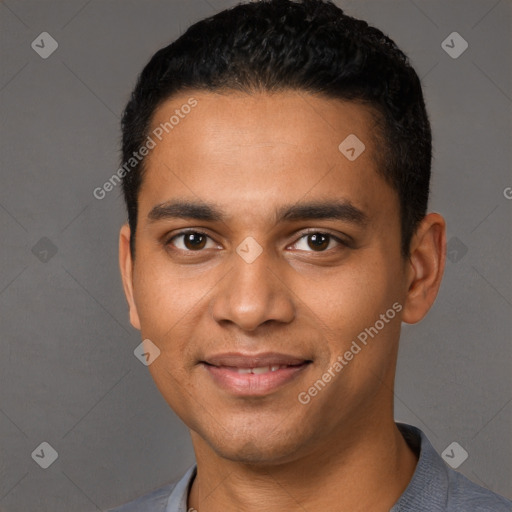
xmin=236 ymin=365 xmax=288 ymax=374
xmin=251 ymin=366 xmax=271 ymax=374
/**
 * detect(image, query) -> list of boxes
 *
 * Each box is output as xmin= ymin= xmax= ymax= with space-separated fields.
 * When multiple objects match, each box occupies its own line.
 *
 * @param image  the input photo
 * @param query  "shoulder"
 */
xmin=107 ymin=482 xmax=177 ymax=512
xmin=393 ymin=423 xmax=512 ymax=512
xmin=445 ymin=469 xmax=512 ymax=511
xmin=107 ymin=465 xmax=197 ymax=512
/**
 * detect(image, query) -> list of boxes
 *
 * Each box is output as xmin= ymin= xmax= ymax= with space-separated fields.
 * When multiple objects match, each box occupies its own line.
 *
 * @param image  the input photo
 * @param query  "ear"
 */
xmin=119 ymin=223 xmax=141 ymax=330
xmin=402 ymin=213 xmax=446 ymax=324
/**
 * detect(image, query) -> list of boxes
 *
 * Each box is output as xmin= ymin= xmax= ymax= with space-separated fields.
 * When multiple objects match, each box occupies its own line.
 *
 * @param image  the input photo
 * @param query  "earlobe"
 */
xmin=401 ymin=213 xmax=446 ymax=324
xmin=119 ymin=223 xmax=141 ymax=330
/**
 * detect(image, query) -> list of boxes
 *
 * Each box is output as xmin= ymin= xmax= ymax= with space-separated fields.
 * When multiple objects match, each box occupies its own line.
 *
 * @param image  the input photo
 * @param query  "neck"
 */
xmin=187 ymin=419 xmax=418 ymax=512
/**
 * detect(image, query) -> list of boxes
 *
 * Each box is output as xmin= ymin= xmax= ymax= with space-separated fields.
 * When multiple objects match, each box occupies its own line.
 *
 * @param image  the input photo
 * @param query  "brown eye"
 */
xmin=183 ymin=232 xmax=207 ymax=250
xmin=167 ymin=231 xmax=214 ymax=251
xmin=307 ymin=233 xmax=330 ymax=251
xmin=292 ymin=232 xmax=344 ymax=252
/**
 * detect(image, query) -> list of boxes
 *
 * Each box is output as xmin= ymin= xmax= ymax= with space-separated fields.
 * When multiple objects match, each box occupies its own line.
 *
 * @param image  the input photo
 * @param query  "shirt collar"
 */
xmin=165 ymin=464 xmax=197 ymax=512
xmin=391 ymin=422 xmax=449 ymax=511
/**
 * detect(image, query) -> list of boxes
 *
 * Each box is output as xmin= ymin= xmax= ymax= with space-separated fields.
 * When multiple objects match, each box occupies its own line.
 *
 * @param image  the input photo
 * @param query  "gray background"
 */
xmin=0 ymin=0 xmax=510 ymax=510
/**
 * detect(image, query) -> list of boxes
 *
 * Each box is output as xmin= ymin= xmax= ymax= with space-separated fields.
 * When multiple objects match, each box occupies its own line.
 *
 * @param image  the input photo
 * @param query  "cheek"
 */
xmin=132 ymin=263 xmax=201 ymax=410
xmin=304 ymin=261 xmax=393 ymax=329
xmin=135 ymin=240 xmax=197 ymax=302
xmin=132 ymin=259 xmax=202 ymax=350
xmin=302 ymin=252 xmax=405 ymax=367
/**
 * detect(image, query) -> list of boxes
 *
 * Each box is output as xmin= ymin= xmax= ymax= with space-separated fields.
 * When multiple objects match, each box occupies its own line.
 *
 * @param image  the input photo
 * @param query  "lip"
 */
xmin=204 ymin=352 xmax=309 ymax=368
xmin=201 ymin=352 xmax=312 ymax=396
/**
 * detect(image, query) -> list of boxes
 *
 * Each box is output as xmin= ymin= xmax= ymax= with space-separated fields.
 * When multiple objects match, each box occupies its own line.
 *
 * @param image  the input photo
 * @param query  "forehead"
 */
xmin=148 ymin=90 xmax=380 ymax=158
xmin=138 ymin=90 xmax=396 ymax=226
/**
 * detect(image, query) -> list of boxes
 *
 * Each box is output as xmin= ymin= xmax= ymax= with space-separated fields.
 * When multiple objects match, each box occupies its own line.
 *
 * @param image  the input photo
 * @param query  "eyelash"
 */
xmin=164 ymin=229 xmax=349 ymax=253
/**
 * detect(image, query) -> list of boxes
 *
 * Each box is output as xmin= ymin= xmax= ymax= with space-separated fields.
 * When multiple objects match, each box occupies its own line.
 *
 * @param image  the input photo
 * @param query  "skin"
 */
xmin=119 ymin=90 xmax=446 ymax=511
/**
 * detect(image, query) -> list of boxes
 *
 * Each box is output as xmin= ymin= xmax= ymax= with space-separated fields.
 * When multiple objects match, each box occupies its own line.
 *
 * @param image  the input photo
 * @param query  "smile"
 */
xmin=201 ymin=353 xmax=312 ymax=396
xmin=233 ymin=365 xmax=292 ymax=374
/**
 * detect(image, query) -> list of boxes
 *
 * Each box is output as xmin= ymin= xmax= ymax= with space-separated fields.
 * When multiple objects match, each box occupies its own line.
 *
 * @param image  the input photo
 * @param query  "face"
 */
xmin=120 ymin=91 xmax=426 ymax=465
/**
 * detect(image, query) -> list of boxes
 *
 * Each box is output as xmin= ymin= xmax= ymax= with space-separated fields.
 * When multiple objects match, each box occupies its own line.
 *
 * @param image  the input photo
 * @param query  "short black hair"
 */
xmin=121 ymin=0 xmax=431 ymax=260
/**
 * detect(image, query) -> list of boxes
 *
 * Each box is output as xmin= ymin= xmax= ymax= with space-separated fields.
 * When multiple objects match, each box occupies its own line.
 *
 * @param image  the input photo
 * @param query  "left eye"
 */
xmin=291 ymin=232 xmax=344 ymax=252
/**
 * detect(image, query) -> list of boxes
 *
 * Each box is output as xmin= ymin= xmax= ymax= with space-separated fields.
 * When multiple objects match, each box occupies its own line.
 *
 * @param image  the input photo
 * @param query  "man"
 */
xmin=112 ymin=0 xmax=512 ymax=510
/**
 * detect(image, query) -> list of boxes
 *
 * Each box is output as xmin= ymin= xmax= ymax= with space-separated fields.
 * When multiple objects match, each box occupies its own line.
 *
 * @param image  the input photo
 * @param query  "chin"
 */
xmin=197 ymin=415 xmax=313 ymax=466
xmin=213 ymin=438 xmax=300 ymax=465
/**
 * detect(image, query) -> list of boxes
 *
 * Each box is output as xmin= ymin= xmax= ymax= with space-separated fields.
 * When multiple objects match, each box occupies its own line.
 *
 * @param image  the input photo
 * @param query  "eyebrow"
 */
xmin=147 ymin=199 xmax=369 ymax=227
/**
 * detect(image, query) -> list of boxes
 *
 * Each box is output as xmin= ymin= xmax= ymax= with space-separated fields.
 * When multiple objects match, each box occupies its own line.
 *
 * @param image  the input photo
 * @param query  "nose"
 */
xmin=209 ymin=245 xmax=295 ymax=332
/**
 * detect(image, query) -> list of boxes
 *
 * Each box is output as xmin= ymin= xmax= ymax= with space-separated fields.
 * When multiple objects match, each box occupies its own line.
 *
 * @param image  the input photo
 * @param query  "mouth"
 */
xmin=201 ymin=352 xmax=312 ymax=396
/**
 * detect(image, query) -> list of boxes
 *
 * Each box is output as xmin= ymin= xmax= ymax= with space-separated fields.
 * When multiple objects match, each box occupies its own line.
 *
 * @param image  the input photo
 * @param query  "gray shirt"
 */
xmin=108 ymin=423 xmax=512 ymax=511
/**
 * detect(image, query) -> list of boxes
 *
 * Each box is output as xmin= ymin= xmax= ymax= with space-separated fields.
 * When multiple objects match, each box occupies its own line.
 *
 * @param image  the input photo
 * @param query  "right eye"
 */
xmin=165 ymin=230 xmax=219 ymax=252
